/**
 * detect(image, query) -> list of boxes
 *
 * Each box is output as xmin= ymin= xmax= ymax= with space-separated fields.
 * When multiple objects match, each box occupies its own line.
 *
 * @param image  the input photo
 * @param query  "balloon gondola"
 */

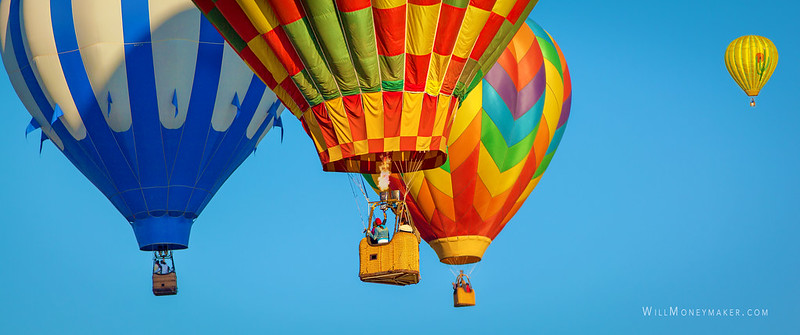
xmin=358 ymin=189 xmax=420 ymax=286
xmin=152 ymin=250 xmax=178 ymax=296
xmin=452 ymin=270 xmax=475 ymax=307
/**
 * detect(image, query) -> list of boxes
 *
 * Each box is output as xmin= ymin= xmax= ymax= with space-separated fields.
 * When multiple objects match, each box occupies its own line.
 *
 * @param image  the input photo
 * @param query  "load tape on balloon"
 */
xmin=194 ymin=0 xmax=539 ymax=173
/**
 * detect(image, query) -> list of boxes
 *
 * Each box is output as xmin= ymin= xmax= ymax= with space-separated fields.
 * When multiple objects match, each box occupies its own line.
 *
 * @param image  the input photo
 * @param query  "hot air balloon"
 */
xmin=366 ymin=18 xmax=571 ymax=305
xmin=193 ymin=0 xmax=538 ymax=174
xmin=0 ymin=0 xmax=283 ymax=295
xmin=725 ymin=35 xmax=778 ymax=107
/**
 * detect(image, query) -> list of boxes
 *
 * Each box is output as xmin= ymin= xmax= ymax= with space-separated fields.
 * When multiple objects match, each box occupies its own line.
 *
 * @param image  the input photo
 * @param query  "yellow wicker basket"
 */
xmin=454 ymin=287 xmax=476 ymax=307
xmin=359 ymin=231 xmax=420 ymax=285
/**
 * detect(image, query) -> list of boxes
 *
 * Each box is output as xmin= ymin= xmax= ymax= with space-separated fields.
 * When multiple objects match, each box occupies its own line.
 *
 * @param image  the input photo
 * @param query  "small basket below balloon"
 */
xmin=454 ymin=286 xmax=476 ymax=307
xmin=152 ymin=273 xmax=177 ymax=296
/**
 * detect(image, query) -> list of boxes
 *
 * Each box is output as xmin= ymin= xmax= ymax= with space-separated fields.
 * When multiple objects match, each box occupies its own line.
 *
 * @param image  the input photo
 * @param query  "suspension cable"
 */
xmin=346 ymin=174 xmax=368 ymax=230
xmin=468 ymin=263 xmax=479 ymax=276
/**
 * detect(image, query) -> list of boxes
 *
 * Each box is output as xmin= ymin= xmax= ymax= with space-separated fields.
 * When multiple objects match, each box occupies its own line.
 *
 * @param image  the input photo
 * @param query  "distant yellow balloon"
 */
xmin=725 ymin=35 xmax=778 ymax=106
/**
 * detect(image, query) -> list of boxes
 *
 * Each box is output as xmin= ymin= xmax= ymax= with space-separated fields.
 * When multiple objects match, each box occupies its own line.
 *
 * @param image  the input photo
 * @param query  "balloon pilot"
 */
xmin=366 ymin=217 xmax=390 ymax=244
xmin=362 ymin=189 xmax=416 ymax=244
xmin=153 ymin=251 xmax=174 ymax=275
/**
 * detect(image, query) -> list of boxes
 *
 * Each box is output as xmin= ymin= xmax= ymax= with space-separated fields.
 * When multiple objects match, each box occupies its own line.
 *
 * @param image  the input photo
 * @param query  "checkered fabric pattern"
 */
xmin=193 ymin=0 xmax=537 ymax=173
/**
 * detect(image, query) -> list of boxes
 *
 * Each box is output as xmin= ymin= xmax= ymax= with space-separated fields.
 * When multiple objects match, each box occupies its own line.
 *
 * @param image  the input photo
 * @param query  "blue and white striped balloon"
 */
xmin=0 ymin=0 xmax=283 ymax=251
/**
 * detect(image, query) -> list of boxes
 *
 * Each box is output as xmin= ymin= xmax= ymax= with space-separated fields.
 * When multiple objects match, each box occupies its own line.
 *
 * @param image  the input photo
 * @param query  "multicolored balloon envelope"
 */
xmin=193 ymin=0 xmax=538 ymax=173
xmin=367 ymin=18 xmax=571 ymax=264
xmin=724 ymin=35 xmax=778 ymax=105
xmin=0 ymin=0 xmax=283 ymax=251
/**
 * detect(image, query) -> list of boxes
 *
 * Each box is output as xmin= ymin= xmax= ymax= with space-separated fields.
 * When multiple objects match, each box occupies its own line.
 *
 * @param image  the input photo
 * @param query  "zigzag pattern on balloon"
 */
xmin=499 ymin=19 xmax=571 ymax=229
xmin=366 ymin=18 xmax=571 ymax=264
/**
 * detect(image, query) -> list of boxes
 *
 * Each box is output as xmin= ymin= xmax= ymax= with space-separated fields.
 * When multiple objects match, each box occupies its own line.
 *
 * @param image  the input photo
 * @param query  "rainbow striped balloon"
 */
xmin=367 ymin=18 xmax=571 ymax=264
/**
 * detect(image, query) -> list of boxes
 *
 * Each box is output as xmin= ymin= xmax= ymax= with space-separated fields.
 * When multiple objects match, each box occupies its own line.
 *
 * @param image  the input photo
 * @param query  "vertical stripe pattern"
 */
xmin=724 ymin=35 xmax=778 ymax=97
xmin=193 ymin=0 xmax=537 ymax=173
xmin=0 ymin=0 xmax=283 ymax=250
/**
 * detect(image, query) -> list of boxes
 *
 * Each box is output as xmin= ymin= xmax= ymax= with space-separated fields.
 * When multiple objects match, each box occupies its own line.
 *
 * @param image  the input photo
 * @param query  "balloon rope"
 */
xmin=447 ymin=264 xmax=479 ymax=278
xmin=346 ymin=174 xmax=368 ymax=230
xmin=468 ymin=263 xmax=479 ymax=276
xmin=448 ymin=265 xmax=458 ymax=277
xmin=352 ymin=174 xmax=370 ymax=229
xmin=396 ymin=159 xmax=410 ymax=200
xmin=405 ymin=155 xmax=425 ymax=188
xmin=350 ymin=172 xmax=370 ymax=202
xmin=396 ymin=152 xmax=425 ymax=200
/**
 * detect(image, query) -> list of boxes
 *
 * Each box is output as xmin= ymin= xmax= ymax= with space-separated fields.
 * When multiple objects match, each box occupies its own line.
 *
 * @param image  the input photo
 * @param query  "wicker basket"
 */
xmin=454 ymin=286 xmax=476 ymax=307
xmin=359 ymin=231 xmax=420 ymax=285
xmin=152 ymin=273 xmax=178 ymax=296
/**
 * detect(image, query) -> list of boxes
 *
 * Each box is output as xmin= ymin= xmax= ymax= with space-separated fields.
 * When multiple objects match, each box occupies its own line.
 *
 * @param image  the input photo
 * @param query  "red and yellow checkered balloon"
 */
xmin=193 ymin=0 xmax=538 ymax=173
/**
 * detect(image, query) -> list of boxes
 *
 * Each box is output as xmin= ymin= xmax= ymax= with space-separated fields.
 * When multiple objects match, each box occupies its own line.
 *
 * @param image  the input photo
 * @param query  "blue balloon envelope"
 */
xmin=1 ymin=0 xmax=283 ymax=250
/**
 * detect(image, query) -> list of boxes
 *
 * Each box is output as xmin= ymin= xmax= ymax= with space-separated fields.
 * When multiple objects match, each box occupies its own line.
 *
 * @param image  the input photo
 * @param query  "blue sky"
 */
xmin=1 ymin=0 xmax=798 ymax=334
